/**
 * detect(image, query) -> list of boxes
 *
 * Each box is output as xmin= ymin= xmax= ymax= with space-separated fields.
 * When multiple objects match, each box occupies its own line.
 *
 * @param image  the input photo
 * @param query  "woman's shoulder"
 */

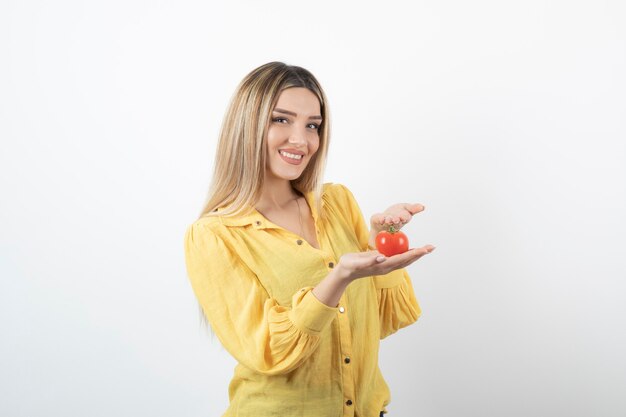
xmin=184 ymin=214 xmax=232 ymax=248
xmin=321 ymin=182 xmax=358 ymax=206
xmin=192 ymin=203 xmax=258 ymax=228
xmin=188 ymin=214 xmax=223 ymax=232
xmin=184 ymin=215 xmax=249 ymax=263
xmin=321 ymin=181 xmax=351 ymax=196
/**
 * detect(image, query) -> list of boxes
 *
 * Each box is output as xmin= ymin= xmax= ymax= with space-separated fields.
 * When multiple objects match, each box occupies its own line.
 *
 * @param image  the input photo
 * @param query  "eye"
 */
xmin=273 ymin=117 xmax=288 ymax=124
xmin=308 ymin=123 xmax=320 ymax=130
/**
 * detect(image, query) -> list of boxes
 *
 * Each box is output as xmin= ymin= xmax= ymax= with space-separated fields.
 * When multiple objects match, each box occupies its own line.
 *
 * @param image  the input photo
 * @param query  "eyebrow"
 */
xmin=273 ymin=108 xmax=323 ymax=120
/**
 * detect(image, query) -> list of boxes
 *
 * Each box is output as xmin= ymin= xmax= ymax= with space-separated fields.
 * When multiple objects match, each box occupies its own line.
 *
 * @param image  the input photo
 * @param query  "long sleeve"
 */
xmin=337 ymin=184 xmax=422 ymax=339
xmin=184 ymin=221 xmax=338 ymax=376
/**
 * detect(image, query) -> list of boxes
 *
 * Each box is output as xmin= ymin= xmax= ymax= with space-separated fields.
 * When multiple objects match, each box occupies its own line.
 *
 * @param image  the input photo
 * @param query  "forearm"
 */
xmin=312 ymin=267 xmax=353 ymax=307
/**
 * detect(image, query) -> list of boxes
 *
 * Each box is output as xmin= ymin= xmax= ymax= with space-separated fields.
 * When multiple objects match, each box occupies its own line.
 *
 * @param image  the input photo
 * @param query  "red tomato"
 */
xmin=375 ymin=226 xmax=409 ymax=256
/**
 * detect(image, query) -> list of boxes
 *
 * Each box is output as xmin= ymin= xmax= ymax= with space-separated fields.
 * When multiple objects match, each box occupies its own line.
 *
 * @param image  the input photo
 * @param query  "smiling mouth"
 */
xmin=279 ymin=150 xmax=303 ymax=160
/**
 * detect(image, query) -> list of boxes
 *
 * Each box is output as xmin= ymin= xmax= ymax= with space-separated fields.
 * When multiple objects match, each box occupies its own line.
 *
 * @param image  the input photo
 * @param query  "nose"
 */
xmin=287 ymin=126 xmax=307 ymax=146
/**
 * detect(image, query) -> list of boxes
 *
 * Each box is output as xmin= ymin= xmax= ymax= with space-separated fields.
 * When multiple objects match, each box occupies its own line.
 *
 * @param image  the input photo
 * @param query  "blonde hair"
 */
xmin=197 ymin=61 xmax=332 ymax=221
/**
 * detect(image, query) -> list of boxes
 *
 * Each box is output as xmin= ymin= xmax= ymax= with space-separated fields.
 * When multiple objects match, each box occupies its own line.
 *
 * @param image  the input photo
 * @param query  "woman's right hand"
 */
xmin=336 ymin=245 xmax=436 ymax=282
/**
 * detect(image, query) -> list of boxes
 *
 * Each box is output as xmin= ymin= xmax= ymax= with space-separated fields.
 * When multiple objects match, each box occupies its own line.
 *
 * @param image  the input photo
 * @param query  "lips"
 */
xmin=278 ymin=149 xmax=304 ymax=165
xmin=279 ymin=149 xmax=305 ymax=157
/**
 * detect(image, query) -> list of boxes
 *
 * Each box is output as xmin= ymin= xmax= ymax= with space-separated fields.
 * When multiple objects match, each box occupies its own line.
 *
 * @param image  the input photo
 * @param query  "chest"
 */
xmin=231 ymin=211 xmax=362 ymax=306
xmin=258 ymin=201 xmax=320 ymax=250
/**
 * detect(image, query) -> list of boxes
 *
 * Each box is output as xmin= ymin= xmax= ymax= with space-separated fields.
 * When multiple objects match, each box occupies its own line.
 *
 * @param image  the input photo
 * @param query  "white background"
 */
xmin=2 ymin=0 xmax=625 ymax=416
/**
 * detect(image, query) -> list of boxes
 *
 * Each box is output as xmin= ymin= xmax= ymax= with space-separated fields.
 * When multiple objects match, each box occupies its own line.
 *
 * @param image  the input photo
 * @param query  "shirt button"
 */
xmin=346 ymin=400 xmax=353 ymax=406
xmin=339 ymin=306 xmax=345 ymax=313
xmin=296 ymin=239 xmax=303 ymax=245
xmin=328 ymin=262 xmax=334 ymax=268
xmin=344 ymin=357 xmax=351 ymax=364
xmin=255 ymin=221 xmax=261 ymax=226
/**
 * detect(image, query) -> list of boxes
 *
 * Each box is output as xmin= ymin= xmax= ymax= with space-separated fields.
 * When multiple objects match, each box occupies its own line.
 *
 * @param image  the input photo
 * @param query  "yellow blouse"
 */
xmin=184 ymin=183 xmax=421 ymax=417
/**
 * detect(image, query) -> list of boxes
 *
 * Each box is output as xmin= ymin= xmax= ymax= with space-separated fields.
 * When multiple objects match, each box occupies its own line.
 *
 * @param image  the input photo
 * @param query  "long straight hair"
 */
xmin=197 ymin=61 xmax=332 ymax=221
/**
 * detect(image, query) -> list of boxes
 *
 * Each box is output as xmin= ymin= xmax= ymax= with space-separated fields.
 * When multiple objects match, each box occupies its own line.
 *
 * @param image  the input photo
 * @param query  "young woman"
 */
xmin=184 ymin=61 xmax=435 ymax=417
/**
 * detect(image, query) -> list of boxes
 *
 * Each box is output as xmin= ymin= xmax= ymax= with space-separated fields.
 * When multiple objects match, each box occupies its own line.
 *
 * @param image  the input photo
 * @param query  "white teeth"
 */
xmin=279 ymin=150 xmax=303 ymax=160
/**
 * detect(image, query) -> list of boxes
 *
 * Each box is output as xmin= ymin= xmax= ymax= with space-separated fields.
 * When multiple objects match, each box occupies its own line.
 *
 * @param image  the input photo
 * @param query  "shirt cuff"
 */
xmin=373 ymin=268 xmax=407 ymax=289
xmin=289 ymin=287 xmax=338 ymax=335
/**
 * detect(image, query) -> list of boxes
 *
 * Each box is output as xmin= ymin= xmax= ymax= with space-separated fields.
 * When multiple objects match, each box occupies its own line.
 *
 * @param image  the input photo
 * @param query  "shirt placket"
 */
xmin=336 ymin=292 xmax=355 ymax=417
xmin=317 ymin=224 xmax=356 ymax=416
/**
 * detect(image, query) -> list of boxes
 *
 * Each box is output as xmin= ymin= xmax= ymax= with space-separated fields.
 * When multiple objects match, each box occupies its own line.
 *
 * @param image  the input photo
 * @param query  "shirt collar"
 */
xmin=217 ymin=189 xmax=321 ymax=229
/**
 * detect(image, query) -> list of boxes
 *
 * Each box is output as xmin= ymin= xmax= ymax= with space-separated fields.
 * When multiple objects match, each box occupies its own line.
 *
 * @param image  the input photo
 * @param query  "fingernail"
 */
xmin=376 ymin=256 xmax=386 ymax=262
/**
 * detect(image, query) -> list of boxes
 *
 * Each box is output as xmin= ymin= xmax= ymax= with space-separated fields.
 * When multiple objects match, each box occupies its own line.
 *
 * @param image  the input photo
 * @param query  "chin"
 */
xmin=283 ymin=173 xmax=304 ymax=181
xmin=269 ymin=164 xmax=308 ymax=181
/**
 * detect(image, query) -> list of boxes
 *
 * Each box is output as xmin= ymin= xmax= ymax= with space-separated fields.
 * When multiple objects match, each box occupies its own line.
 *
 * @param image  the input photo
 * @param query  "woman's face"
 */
xmin=265 ymin=87 xmax=322 ymax=182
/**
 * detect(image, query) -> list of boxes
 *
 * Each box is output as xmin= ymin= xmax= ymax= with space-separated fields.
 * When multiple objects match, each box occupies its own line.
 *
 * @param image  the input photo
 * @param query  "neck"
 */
xmin=256 ymin=177 xmax=301 ymax=212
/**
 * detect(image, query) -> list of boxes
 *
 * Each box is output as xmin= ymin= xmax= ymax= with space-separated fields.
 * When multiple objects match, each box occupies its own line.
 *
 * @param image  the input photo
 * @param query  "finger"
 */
xmin=392 ymin=250 xmax=432 ymax=269
xmin=395 ymin=247 xmax=424 ymax=259
xmin=391 ymin=204 xmax=424 ymax=225
xmin=364 ymin=249 xmax=386 ymax=258
xmin=372 ymin=213 xmax=385 ymax=226
xmin=405 ymin=203 xmax=425 ymax=215
xmin=377 ymin=254 xmax=415 ymax=271
xmin=375 ymin=213 xmax=395 ymax=226
xmin=385 ymin=215 xmax=394 ymax=226
xmin=410 ymin=245 xmax=436 ymax=255
xmin=388 ymin=246 xmax=434 ymax=262
xmin=361 ymin=251 xmax=387 ymax=265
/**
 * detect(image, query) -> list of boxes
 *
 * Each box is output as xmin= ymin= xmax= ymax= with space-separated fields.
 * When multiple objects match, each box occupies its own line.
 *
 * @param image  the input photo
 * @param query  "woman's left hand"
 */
xmin=369 ymin=203 xmax=425 ymax=248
